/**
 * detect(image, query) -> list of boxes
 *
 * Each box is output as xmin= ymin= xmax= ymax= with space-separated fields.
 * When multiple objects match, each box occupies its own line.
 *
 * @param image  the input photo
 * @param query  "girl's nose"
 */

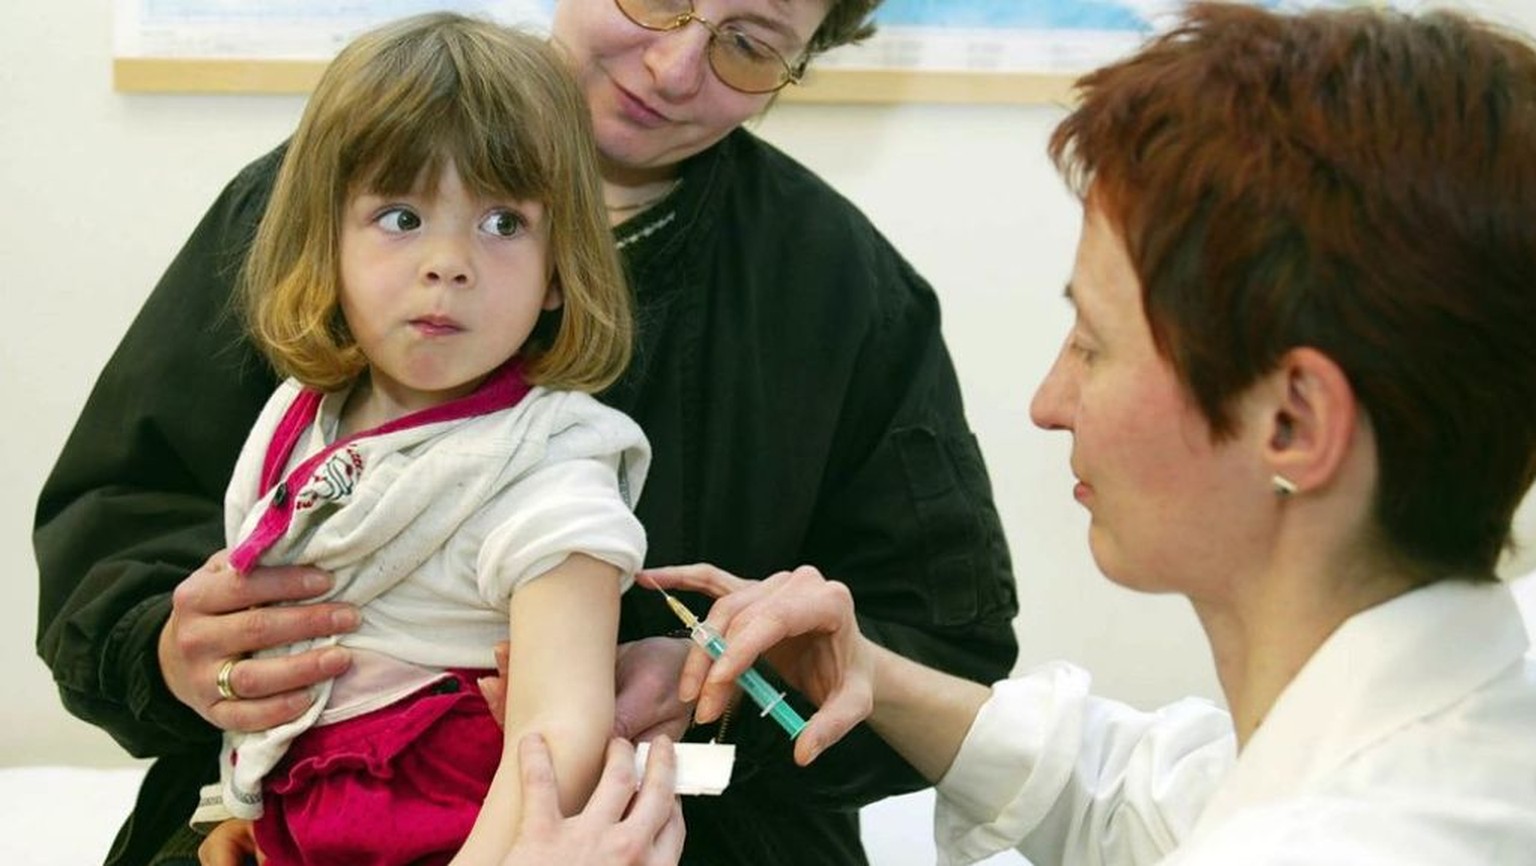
xmin=422 ymin=239 xmax=473 ymax=287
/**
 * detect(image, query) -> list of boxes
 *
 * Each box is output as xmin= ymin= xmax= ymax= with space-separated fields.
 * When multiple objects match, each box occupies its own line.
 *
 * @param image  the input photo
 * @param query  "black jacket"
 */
xmin=36 ymin=128 xmax=1018 ymax=865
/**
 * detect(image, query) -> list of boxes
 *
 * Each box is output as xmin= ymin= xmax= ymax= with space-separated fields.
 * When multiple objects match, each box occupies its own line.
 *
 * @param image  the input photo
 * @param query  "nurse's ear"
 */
xmin=1260 ymin=348 xmax=1359 ymax=498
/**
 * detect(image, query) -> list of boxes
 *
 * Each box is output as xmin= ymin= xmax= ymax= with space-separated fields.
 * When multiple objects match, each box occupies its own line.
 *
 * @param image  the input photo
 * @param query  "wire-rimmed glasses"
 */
xmin=613 ymin=0 xmax=807 ymax=94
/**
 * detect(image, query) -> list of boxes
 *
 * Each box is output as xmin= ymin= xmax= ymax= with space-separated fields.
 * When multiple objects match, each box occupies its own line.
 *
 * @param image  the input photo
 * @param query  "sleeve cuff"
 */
xmin=934 ymin=661 xmax=1093 ymax=863
xmin=113 ymin=593 xmax=217 ymax=743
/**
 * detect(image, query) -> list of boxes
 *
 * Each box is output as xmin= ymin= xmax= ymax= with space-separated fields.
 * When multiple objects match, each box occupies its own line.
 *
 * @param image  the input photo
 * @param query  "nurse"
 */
xmin=649 ymin=3 xmax=1536 ymax=864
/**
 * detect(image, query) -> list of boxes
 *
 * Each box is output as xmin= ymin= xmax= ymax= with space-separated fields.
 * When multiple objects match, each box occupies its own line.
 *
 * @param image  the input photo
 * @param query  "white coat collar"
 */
xmin=1186 ymin=579 xmax=1530 ymax=843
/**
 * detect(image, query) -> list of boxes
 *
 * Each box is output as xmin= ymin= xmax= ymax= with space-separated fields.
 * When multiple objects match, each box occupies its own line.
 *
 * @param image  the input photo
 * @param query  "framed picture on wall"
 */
xmin=111 ymin=0 xmax=1536 ymax=104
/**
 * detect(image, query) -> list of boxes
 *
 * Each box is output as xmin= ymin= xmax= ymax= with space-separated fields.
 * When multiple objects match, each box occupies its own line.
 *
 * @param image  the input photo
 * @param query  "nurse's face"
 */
xmin=551 ymin=0 xmax=832 ymax=181
xmin=1030 ymin=205 xmax=1269 ymax=599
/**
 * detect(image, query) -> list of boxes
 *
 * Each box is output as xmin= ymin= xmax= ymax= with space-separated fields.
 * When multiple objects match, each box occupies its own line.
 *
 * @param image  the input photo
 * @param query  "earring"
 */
xmin=1271 ymin=474 xmax=1298 ymax=497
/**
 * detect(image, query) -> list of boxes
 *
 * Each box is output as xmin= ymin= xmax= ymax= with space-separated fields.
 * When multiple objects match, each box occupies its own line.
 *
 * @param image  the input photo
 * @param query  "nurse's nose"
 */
xmin=1030 ymin=342 xmax=1078 ymax=432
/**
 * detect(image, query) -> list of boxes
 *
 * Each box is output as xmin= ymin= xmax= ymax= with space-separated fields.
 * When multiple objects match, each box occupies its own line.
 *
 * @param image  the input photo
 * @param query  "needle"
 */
xmin=647 ymin=579 xmax=807 ymax=740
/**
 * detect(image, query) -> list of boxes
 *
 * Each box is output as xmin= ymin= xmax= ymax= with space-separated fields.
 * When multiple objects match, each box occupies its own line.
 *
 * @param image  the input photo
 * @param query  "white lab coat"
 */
xmin=935 ymin=579 xmax=1536 ymax=865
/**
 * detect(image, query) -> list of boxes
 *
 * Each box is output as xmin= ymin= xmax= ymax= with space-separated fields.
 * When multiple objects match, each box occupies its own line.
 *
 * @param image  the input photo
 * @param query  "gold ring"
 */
xmin=216 ymin=658 xmax=241 ymax=701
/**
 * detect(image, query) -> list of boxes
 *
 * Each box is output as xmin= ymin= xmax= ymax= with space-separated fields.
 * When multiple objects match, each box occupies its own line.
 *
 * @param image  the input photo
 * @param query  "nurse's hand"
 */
xmin=639 ymin=564 xmax=875 ymax=767
xmin=501 ymin=734 xmax=685 ymax=866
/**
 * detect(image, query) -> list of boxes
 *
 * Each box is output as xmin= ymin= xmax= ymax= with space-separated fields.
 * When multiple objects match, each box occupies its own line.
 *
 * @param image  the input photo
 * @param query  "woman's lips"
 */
xmin=613 ymin=81 xmax=671 ymax=129
xmin=1073 ymin=480 xmax=1092 ymax=504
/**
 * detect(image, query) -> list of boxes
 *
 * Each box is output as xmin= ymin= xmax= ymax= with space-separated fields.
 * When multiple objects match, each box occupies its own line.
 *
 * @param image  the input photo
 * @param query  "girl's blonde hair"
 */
xmin=241 ymin=12 xmax=630 ymax=393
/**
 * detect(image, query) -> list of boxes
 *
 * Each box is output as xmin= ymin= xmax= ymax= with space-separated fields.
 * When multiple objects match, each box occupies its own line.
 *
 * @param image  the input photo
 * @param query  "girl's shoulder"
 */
xmin=499 ymin=387 xmax=650 ymax=508
xmin=504 ymin=387 xmax=648 ymax=455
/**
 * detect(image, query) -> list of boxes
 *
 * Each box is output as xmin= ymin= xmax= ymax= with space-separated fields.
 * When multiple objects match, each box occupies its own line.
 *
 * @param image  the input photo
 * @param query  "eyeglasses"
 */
xmin=613 ymin=0 xmax=806 ymax=94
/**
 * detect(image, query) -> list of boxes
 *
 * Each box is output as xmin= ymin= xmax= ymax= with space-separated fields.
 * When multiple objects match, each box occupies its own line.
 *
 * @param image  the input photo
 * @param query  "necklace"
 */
xmin=605 ymin=178 xmax=682 ymax=214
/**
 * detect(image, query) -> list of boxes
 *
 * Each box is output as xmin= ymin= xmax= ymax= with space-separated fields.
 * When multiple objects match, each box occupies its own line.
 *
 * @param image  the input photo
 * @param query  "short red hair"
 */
xmin=1050 ymin=2 xmax=1536 ymax=577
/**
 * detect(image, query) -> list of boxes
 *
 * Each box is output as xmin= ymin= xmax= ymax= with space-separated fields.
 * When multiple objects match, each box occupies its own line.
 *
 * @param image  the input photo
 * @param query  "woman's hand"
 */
xmin=613 ymin=637 xmax=695 ymax=742
xmin=198 ymin=819 xmax=262 ymax=865
xmin=479 ymin=637 xmax=695 ymax=741
xmin=502 ymin=734 xmax=685 ymax=866
xmin=639 ymin=564 xmax=875 ymax=766
xmin=159 ymin=549 xmax=358 ymax=732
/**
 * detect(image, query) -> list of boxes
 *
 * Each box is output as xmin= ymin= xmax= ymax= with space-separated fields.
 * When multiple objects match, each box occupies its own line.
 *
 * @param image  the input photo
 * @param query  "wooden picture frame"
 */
xmin=111 ymin=56 xmax=1077 ymax=105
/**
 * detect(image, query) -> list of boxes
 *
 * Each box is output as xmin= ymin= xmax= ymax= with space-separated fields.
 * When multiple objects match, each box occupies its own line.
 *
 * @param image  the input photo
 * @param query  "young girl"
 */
xmin=202 ymin=13 xmax=648 ymax=866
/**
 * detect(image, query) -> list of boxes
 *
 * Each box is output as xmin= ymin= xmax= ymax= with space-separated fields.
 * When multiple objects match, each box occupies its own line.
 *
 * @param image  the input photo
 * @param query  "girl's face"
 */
xmin=338 ymin=162 xmax=560 ymax=417
xmin=1029 ymin=205 xmax=1271 ymax=599
xmin=551 ymin=0 xmax=832 ymax=182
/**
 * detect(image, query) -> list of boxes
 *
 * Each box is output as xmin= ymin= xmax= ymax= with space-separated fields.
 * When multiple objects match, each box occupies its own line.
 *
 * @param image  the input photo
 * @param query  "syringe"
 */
xmin=660 ymin=591 xmax=808 ymax=740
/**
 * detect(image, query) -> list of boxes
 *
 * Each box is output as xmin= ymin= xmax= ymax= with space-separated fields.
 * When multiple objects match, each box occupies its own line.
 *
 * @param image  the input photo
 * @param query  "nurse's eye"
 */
xmin=376 ymin=207 xmax=421 ymax=233
xmin=1069 ymin=338 xmax=1098 ymax=364
xmin=481 ymin=209 xmax=525 ymax=237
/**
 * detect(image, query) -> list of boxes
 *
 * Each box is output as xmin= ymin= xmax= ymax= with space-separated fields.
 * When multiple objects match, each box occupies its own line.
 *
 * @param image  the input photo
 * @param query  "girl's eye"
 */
xmin=1069 ymin=338 xmax=1097 ymax=364
xmin=482 ymin=210 xmax=524 ymax=237
xmin=377 ymin=207 xmax=421 ymax=233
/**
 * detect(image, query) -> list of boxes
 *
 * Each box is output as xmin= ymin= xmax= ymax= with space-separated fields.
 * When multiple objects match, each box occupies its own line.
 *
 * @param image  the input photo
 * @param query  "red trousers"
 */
xmin=254 ymin=669 xmax=501 ymax=866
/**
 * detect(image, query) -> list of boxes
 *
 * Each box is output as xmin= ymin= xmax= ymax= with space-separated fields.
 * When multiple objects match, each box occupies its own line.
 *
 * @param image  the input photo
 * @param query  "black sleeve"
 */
xmin=728 ymin=230 xmax=1019 ymax=809
xmin=33 ymin=147 xmax=285 ymax=758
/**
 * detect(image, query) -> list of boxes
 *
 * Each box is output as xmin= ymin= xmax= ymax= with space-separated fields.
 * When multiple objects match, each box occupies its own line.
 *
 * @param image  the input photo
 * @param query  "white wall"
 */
xmin=4 ymin=0 xmax=1534 ymax=770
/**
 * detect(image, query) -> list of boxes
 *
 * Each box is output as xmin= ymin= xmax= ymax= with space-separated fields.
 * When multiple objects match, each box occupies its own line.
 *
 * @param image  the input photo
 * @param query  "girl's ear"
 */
xmin=542 ymin=275 xmax=564 ymax=312
xmin=1262 ymin=347 xmax=1358 ymax=496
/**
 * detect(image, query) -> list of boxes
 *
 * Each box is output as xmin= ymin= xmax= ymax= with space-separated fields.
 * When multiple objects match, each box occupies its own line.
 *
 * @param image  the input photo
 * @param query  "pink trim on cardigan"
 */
xmin=257 ymin=389 xmax=324 ymax=498
xmin=228 ymin=362 xmax=532 ymax=574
